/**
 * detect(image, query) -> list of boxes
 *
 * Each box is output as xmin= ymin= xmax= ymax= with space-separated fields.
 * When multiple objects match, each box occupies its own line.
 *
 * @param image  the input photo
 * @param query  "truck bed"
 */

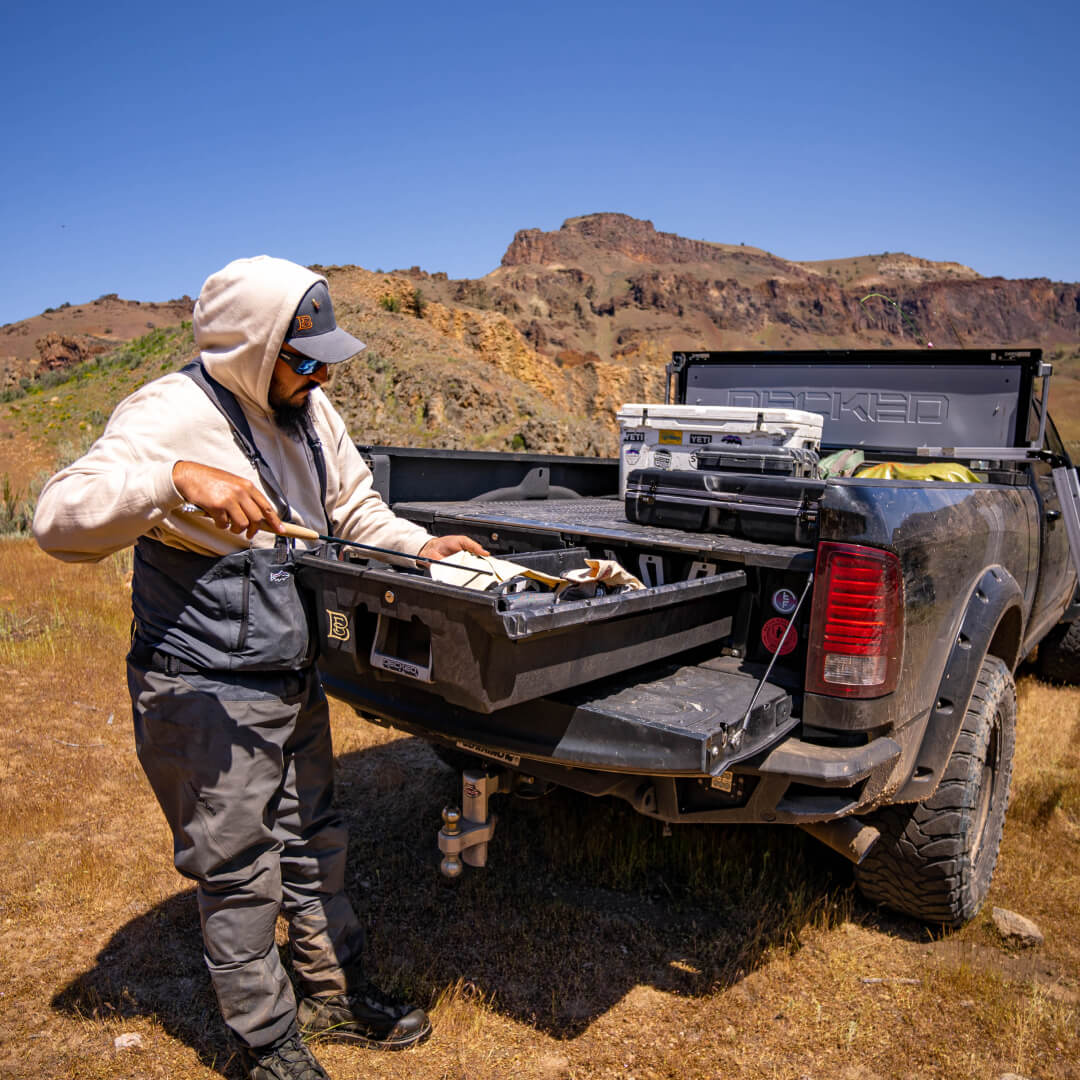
xmin=393 ymin=496 xmax=815 ymax=571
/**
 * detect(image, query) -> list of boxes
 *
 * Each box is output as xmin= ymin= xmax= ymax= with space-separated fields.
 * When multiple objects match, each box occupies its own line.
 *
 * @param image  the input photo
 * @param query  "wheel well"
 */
xmin=987 ymin=604 xmax=1024 ymax=672
xmin=891 ymin=578 xmax=1022 ymax=805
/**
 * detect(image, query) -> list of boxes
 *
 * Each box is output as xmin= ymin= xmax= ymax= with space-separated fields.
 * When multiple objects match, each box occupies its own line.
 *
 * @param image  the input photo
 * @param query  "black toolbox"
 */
xmin=297 ymin=545 xmax=746 ymax=713
xmin=694 ymin=445 xmax=819 ymax=477
xmin=625 ymin=468 xmax=826 ymax=545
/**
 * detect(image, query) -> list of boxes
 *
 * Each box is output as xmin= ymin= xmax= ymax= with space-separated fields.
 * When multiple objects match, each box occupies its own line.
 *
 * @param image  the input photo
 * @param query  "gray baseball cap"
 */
xmin=283 ymin=281 xmax=366 ymax=364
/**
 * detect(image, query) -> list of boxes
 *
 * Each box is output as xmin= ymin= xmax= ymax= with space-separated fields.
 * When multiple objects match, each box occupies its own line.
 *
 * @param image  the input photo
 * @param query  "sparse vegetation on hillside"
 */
xmin=0 ymin=324 xmax=197 ymax=534
xmin=2 ymin=323 xmax=194 ymax=407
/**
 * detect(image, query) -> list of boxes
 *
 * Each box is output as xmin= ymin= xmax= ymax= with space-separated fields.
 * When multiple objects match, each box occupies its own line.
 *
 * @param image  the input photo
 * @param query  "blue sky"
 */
xmin=2 ymin=0 xmax=1077 ymax=326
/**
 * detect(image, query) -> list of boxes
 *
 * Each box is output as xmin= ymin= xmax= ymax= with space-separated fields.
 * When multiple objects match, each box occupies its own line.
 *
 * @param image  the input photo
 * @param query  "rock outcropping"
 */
xmin=35 ymin=331 xmax=110 ymax=371
xmin=466 ymin=214 xmax=1080 ymax=359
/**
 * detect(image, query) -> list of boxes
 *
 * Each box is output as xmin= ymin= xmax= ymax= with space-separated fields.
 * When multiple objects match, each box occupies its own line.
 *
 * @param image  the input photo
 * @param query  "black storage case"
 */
xmin=693 ymin=445 xmax=819 ymax=477
xmin=297 ymin=546 xmax=745 ymax=713
xmin=625 ymin=469 xmax=825 ymax=545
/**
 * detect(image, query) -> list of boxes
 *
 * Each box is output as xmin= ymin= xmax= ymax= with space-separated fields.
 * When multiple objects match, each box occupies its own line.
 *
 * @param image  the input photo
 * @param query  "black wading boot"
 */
xmin=298 ymin=974 xmax=431 ymax=1050
xmin=239 ymin=1024 xmax=330 ymax=1080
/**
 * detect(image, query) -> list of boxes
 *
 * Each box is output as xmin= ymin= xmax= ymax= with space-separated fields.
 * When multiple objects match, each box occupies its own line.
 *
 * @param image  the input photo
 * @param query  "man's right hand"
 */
xmin=172 ymin=461 xmax=283 ymax=540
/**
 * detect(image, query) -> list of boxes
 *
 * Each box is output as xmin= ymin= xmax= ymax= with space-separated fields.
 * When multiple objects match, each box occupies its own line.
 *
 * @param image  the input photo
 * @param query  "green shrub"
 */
xmin=0 ymin=324 xmax=195 ymax=405
xmin=0 ymin=475 xmax=35 ymax=536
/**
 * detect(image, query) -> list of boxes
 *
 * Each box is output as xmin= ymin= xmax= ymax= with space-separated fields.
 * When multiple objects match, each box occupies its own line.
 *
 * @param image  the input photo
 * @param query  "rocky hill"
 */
xmin=410 ymin=213 xmax=1079 ymax=362
xmin=0 ymin=294 xmax=194 ymax=393
xmin=3 ymin=214 xmax=1078 ymax=467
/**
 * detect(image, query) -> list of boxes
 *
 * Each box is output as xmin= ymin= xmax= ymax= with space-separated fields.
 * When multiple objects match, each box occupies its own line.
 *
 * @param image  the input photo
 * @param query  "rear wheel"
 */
xmin=855 ymin=655 xmax=1016 ymax=926
xmin=1037 ymin=616 xmax=1080 ymax=685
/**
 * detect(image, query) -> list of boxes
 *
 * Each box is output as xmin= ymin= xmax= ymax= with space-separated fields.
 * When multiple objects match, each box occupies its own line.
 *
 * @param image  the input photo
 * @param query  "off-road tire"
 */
xmin=855 ymin=655 xmax=1016 ymax=927
xmin=1037 ymin=617 xmax=1080 ymax=685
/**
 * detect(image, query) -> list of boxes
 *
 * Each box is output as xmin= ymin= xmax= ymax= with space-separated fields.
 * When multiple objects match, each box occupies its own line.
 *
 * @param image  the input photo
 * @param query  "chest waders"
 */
xmin=131 ymin=361 xmax=331 ymax=673
xmin=126 ymin=362 xmax=364 ymax=1050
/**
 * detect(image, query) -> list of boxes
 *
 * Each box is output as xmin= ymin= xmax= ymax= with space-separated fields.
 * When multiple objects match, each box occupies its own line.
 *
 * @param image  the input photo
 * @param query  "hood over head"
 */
xmin=193 ymin=256 xmax=326 ymax=414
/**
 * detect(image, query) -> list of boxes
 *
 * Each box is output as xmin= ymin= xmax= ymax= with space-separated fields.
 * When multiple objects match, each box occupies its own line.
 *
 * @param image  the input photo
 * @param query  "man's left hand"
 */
xmin=417 ymin=534 xmax=490 ymax=562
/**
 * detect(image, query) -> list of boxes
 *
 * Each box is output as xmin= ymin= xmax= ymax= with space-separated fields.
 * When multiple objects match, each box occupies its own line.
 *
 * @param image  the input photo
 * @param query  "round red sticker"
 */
xmin=761 ymin=617 xmax=798 ymax=655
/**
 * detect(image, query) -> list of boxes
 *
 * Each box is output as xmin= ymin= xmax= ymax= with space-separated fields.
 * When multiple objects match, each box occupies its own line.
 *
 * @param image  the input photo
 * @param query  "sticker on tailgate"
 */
xmin=771 ymin=589 xmax=798 ymax=615
xmin=761 ymin=617 xmax=798 ymax=655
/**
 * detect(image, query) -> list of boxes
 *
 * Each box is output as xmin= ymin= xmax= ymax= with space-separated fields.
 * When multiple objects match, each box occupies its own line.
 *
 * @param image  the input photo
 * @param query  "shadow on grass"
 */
xmin=52 ymin=732 xmax=858 ymax=1072
xmin=51 ymin=888 xmax=237 ymax=1074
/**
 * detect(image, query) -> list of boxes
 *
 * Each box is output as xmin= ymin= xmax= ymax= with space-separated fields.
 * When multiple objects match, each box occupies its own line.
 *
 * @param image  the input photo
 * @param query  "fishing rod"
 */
xmin=178 ymin=505 xmax=499 ymax=579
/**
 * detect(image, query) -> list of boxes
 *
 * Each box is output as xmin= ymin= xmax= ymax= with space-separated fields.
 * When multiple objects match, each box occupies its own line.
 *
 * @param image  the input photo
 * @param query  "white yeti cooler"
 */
xmin=617 ymin=404 xmax=824 ymax=497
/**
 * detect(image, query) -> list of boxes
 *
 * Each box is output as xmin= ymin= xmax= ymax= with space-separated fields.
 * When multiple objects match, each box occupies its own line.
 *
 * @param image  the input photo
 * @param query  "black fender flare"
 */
xmin=892 ymin=565 xmax=1024 ymax=803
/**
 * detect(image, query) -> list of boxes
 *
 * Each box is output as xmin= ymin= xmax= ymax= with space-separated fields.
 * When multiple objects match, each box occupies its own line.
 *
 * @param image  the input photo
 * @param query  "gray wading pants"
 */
xmin=127 ymin=661 xmax=363 ymax=1049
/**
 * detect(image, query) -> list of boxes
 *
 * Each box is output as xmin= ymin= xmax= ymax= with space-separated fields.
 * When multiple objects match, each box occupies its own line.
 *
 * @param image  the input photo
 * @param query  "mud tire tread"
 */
xmin=854 ymin=655 xmax=1016 ymax=927
xmin=1036 ymin=617 xmax=1080 ymax=685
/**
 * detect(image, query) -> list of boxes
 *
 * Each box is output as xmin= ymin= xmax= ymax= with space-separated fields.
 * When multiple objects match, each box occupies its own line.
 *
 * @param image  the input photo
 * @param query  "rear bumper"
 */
xmin=322 ymin=657 xmax=906 ymax=825
xmin=738 ymin=734 xmax=902 ymax=824
xmin=417 ymin=728 xmax=904 ymax=827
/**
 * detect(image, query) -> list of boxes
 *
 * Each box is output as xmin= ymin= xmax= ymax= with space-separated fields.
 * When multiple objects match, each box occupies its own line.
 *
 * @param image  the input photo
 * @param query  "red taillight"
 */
xmin=805 ymin=542 xmax=903 ymax=698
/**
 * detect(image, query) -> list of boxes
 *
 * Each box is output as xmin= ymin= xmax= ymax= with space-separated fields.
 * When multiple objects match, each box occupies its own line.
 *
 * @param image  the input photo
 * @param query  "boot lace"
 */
xmin=249 ymin=1030 xmax=329 ymax=1080
xmin=344 ymin=978 xmax=408 ymax=1019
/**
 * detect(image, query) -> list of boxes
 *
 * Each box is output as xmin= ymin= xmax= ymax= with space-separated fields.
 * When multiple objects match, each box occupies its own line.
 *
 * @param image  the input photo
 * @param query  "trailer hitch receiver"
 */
xmin=438 ymin=768 xmax=506 ymax=878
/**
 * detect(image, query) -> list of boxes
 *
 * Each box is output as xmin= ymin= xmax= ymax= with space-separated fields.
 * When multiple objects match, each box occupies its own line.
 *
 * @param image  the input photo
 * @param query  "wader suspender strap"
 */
xmin=180 ymin=361 xmax=331 ymax=532
xmin=300 ymin=422 xmax=333 ymax=535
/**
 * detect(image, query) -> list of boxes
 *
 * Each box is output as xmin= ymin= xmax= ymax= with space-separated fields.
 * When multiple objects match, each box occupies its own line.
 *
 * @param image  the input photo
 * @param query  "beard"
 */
xmin=272 ymin=394 xmax=312 ymax=436
xmin=268 ymin=372 xmax=321 ymax=435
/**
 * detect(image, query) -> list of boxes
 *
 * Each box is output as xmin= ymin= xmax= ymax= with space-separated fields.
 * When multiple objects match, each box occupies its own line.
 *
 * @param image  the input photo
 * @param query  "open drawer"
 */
xmin=297 ymin=545 xmax=746 ymax=713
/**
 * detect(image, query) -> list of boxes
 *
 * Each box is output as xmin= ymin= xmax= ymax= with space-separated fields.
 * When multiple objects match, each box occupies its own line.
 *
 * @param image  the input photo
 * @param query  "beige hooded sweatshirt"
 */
xmin=33 ymin=256 xmax=433 ymax=562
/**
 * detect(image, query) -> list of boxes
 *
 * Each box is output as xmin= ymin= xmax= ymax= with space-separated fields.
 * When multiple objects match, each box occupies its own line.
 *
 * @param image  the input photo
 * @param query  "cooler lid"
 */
xmin=617 ymin=403 xmax=824 ymax=428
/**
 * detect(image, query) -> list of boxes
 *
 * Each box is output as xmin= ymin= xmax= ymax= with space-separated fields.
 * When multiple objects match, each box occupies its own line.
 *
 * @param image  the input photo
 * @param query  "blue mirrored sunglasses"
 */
xmin=278 ymin=349 xmax=326 ymax=376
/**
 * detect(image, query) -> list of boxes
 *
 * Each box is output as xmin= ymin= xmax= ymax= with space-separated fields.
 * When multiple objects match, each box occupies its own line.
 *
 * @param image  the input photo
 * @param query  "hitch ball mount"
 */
xmin=438 ymin=768 xmax=511 ymax=878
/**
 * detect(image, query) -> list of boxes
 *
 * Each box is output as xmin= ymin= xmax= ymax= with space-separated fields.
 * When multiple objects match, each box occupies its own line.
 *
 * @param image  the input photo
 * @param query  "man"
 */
xmin=33 ymin=256 xmax=486 ymax=1080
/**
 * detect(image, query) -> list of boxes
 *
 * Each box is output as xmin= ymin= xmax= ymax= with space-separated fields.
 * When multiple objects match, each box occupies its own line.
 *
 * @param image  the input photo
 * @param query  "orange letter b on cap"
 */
xmin=296 ymin=314 xmax=313 ymax=331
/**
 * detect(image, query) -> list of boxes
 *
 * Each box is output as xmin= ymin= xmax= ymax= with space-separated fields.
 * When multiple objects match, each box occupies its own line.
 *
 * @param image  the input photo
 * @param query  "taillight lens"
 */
xmin=805 ymin=542 xmax=903 ymax=698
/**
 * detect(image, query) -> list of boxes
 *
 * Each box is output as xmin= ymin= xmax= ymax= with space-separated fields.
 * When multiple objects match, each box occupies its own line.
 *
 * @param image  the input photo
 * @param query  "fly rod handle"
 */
xmin=178 ymin=505 xmax=322 ymax=542
xmin=275 ymin=522 xmax=322 ymax=541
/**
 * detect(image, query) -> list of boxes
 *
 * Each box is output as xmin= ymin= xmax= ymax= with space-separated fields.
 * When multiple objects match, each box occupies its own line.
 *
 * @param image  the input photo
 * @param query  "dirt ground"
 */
xmin=0 ymin=539 xmax=1078 ymax=1080
xmin=0 ymin=422 xmax=55 ymax=479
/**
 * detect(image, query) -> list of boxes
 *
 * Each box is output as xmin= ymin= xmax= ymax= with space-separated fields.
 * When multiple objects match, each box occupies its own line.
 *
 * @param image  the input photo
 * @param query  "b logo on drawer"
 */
xmin=326 ymin=609 xmax=351 ymax=642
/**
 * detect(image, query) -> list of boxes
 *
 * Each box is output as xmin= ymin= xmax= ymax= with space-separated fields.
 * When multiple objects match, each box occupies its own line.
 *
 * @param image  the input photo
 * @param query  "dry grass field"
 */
xmin=1 ymin=538 xmax=1078 ymax=1080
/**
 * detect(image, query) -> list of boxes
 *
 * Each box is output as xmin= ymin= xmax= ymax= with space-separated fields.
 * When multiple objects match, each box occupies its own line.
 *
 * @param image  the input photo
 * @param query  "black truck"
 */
xmin=297 ymin=349 xmax=1080 ymax=927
